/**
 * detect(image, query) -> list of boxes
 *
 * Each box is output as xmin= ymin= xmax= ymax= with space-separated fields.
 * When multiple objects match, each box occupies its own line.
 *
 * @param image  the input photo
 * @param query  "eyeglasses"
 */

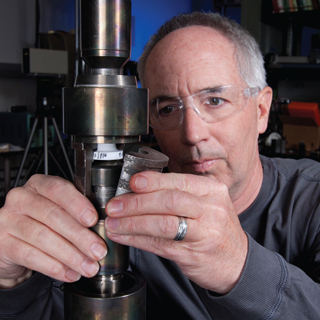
xmin=149 ymin=84 xmax=260 ymax=130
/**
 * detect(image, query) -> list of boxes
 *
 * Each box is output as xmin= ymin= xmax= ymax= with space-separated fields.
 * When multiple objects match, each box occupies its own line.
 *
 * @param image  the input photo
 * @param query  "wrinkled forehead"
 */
xmin=144 ymin=26 xmax=243 ymax=99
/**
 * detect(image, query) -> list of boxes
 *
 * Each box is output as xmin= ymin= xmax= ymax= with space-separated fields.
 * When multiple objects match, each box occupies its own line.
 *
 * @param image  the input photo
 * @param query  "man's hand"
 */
xmin=0 ymin=174 xmax=108 ymax=288
xmin=105 ymin=171 xmax=248 ymax=294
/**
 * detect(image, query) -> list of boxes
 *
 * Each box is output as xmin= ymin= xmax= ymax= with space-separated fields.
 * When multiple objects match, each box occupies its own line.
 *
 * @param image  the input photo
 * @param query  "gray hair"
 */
xmin=137 ymin=12 xmax=267 ymax=90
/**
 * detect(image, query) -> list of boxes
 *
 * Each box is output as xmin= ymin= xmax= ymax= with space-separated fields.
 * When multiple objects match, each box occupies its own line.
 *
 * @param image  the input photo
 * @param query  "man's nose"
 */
xmin=181 ymin=106 xmax=209 ymax=145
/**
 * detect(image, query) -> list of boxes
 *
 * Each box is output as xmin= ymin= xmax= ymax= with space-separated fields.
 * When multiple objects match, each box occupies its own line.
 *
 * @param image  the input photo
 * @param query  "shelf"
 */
xmin=269 ymin=10 xmax=320 ymax=30
xmin=265 ymin=45 xmax=320 ymax=83
xmin=261 ymin=1 xmax=320 ymax=30
xmin=267 ymin=64 xmax=320 ymax=82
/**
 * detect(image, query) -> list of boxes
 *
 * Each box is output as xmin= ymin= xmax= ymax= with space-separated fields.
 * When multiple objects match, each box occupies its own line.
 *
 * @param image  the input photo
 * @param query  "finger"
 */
xmin=106 ymin=215 xmax=194 ymax=241
xmin=1 ymin=235 xmax=95 ymax=282
xmin=4 ymin=214 xmax=102 ymax=279
xmin=8 ymin=202 xmax=107 ymax=262
xmin=6 ymin=185 xmax=107 ymax=262
xmin=23 ymin=174 xmax=98 ymax=227
xmin=129 ymin=171 xmax=223 ymax=196
xmin=106 ymin=189 xmax=205 ymax=220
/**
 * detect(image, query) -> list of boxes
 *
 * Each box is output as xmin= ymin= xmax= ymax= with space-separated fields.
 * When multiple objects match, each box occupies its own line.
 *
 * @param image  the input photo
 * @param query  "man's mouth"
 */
xmin=183 ymin=159 xmax=219 ymax=173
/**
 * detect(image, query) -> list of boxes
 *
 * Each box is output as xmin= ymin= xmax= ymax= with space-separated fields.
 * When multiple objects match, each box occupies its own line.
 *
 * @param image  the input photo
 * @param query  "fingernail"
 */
xmin=91 ymin=243 xmax=107 ymax=260
xmin=66 ymin=269 xmax=81 ymax=282
xmin=105 ymin=217 xmax=119 ymax=230
xmin=135 ymin=176 xmax=147 ymax=190
xmin=80 ymin=209 xmax=96 ymax=226
xmin=82 ymin=259 xmax=100 ymax=276
xmin=107 ymin=200 xmax=123 ymax=214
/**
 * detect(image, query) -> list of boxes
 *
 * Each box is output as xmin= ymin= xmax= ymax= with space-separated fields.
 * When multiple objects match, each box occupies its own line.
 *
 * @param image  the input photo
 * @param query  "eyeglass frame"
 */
xmin=149 ymin=84 xmax=260 ymax=130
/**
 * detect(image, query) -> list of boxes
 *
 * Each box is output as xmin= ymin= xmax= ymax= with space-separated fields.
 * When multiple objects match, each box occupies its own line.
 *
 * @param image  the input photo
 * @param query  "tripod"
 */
xmin=14 ymin=115 xmax=74 ymax=187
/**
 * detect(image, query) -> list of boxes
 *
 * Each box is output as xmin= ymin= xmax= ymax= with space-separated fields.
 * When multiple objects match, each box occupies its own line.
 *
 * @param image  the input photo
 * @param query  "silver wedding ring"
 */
xmin=173 ymin=216 xmax=188 ymax=241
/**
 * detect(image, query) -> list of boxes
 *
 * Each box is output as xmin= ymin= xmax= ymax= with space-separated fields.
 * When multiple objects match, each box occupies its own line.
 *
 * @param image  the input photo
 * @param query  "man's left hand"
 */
xmin=105 ymin=171 xmax=248 ymax=294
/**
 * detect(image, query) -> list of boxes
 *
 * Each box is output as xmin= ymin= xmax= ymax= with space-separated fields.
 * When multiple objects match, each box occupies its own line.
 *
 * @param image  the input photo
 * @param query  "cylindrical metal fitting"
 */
xmin=80 ymin=0 xmax=131 ymax=69
xmin=64 ymin=1 xmax=152 ymax=319
xmin=63 ymin=84 xmax=148 ymax=137
xmin=91 ymin=162 xmax=122 ymax=218
xmin=91 ymin=162 xmax=129 ymax=275
xmin=64 ymin=271 xmax=146 ymax=320
xmin=91 ymin=220 xmax=129 ymax=275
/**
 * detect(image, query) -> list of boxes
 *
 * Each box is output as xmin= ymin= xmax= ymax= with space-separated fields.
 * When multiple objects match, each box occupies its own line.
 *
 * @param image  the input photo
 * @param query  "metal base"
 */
xmin=64 ymin=271 xmax=146 ymax=320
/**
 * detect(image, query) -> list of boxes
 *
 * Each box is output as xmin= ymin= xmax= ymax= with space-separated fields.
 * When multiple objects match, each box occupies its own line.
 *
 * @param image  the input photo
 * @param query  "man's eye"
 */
xmin=206 ymin=97 xmax=224 ymax=106
xmin=159 ymin=105 xmax=176 ymax=115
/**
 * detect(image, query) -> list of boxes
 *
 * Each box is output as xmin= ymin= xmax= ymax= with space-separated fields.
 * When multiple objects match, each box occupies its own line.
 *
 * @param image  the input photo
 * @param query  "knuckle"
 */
xmin=42 ymin=204 xmax=66 ymax=226
xmin=73 ymin=227 xmax=93 ymax=246
xmin=165 ymin=190 xmax=182 ymax=212
xmin=64 ymin=249 xmax=82 ymax=266
xmin=26 ymin=174 xmax=45 ymax=189
xmin=154 ymin=239 xmax=176 ymax=259
xmin=46 ymin=176 xmax=71 ymax=194
xmin=150 ymin=237 xmax=168 ymax=253
xmin=0 ymin=238 xmax=15 ymax=262
xmin=23 ymin=246 xmax=39 ymax=268
xmin=125 ymin=217 xmax=136 ymax=233
xmin=47 ymin=262 xmax=65 ymax=279
xmin=0 ymin=207 xmax=10 ymax=227
xmin=213 ymin=179 xmax=229 ymax=196
xmin=159 ymin=216 xmax=177 ymax=236
xmin=131 ymin=195 xmax=143 ymax=213
xmin=32 ymin=224 xmax=50 ymax=245
xmin=4 ymin=186 xmax=26 ymax=205
xmin=26 ymin=174 xmax=40 ymax=185
xmin=14 ymin=216 xmax=30 ymax=238
xmin=28 ymin=174 xmax=72 ymax=197
xmin=173 ymin=173 xmax=188 ymax=191
xmin=219 ymin=182 xmax=229 ymax=193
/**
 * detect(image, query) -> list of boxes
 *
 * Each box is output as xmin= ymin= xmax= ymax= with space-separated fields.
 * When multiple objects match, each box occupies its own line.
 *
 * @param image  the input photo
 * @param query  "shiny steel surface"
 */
xmin=73 ymin=274 xmax=124 ymax=295
xmin=64 ymin=271 xmax=146 ymax=319
xmin=63 ymin=85 xmax=148 ymax=137
xmin=80 ymin=0 xmax=131 ymax=69
xmin=91 ymin=162 xmax=122 ymax=218
xmin=92 ymin=221 xmax=129 ymax=275
xmin=76 ymin=74 xmax=137 ymax=87
xmin=63 ymin=1 xmax=150 ymax=319
xmin=71 ymin=135 xmax=140 ymax=144
xmin=72 ymin=142 xmax=95 ymax=198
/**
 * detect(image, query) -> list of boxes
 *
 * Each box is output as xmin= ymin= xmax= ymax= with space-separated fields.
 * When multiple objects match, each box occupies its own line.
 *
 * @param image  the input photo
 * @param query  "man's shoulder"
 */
xmin=260 ymin=155 xmax=320 ymax=182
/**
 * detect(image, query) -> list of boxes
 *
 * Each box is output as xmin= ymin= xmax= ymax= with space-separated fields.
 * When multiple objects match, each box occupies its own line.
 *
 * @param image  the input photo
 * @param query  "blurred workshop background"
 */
xmin=0 ymin=0 xmax=319 ymax=205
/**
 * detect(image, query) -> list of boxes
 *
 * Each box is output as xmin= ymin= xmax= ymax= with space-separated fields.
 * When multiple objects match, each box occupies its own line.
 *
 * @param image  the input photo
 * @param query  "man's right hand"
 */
xmin=0 ymin=174 xmax=107 ymax=289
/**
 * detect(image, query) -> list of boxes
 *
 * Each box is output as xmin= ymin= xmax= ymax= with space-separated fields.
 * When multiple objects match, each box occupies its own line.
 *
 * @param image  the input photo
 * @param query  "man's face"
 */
xmin=144 ymin=26 xmax=270 ymax=201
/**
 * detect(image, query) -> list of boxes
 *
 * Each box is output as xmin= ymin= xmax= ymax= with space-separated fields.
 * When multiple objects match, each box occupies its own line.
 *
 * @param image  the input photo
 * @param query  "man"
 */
xmin=0 ymin=11 xmax=320 ymax=319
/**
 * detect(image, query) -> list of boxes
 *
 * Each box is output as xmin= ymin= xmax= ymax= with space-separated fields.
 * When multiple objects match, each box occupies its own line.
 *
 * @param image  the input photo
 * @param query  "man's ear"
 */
xmin=257 ymin=86 xmax=273 ymax=134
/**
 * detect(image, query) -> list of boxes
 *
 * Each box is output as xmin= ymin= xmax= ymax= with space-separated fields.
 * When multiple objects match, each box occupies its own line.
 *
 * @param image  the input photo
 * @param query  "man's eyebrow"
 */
xmin=149 ymin=86 xmax=225 ymax=103
xmin=199 ymin=86 xmax=224 ymax=93
xmin=149 ymin=95 xmax=181 ymax=103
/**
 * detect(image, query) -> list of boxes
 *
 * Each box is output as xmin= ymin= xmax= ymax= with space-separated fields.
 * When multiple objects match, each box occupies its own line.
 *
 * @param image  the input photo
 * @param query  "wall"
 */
xmin=0 ymin=0 xmax=35 ymax=64
xmin=131 ymin=0 xmax=192 ymax=61
xmin=0 ymin=0 xmax=37 ymax=113
xmin=38 ymin=0 xmax=75 ymax=34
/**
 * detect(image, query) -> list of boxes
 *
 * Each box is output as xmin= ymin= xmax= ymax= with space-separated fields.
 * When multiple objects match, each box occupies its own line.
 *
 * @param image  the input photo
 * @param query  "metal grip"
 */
xmin=80 ymin=0 xmax=131 ymax=69
xmin=116 ymin=146 xmax=169 ymax=196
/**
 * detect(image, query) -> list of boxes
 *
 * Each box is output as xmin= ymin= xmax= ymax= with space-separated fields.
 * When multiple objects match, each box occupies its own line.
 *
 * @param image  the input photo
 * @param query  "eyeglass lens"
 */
xmin=150 ymin=85 xmax=255 ymax=129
